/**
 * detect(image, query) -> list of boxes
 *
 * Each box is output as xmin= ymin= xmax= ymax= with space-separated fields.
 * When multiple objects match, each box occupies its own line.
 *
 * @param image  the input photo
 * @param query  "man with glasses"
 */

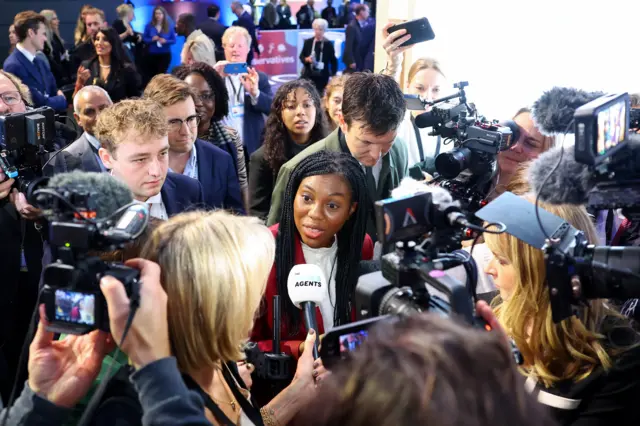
xmin=143 ymin=74 xmax=244 ymax=213
xmin=95 ymin=98 xmax=205 ymax=220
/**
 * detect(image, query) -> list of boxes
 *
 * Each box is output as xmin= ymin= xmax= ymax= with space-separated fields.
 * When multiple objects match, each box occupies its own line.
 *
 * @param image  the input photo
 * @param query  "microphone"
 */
xmin=528 ymin=144 xmax=595 ymax=205
xmin=414 ymin=111 xmax=441 ymax=129
xmin=44 ymin=170 xmax=134 ymax=219
xmin=287 ymin=264 xmax=326 ymax=359
xmin=532 ymin=87 xmax=604 ymax=136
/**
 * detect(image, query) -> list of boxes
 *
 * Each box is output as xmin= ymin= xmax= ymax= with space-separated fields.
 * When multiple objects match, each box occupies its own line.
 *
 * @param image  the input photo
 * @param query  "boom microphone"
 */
xmin=43 ymin=171 xmax=134 ymax=218
xmin=532 ymin=87 xmax=604 ymax=135
xmin=528 ymin=144 xmax=595 ymax=205
xmin=287 ymin=264 xmax=326 ymax=359
xmin=414 ymin=111 xmax=441 ymax=129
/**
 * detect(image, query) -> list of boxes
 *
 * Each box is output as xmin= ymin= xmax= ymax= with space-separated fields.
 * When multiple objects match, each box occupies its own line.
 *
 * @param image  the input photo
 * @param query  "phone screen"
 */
xmin=339 ymin=330 xmax=368 ymax=354
xmin=596 ymin=99 xmax=627 ymax=156
xmin=54 ymin=289 xmax=96 ymax=326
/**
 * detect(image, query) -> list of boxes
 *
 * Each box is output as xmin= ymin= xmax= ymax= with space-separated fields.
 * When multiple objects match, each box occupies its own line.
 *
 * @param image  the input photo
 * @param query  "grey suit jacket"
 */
xmin=44 ymin=133 xmax=104 ymax=176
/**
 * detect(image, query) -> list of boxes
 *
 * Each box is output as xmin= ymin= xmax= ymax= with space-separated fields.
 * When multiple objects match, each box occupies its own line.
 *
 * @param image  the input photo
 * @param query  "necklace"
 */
xmin=99 ymin=64 xmax=111 ymax=68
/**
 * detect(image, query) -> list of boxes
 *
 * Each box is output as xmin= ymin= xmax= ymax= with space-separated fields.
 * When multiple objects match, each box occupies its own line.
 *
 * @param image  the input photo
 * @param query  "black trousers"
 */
xmin=144 ymin=52 xmax=172 ymax=84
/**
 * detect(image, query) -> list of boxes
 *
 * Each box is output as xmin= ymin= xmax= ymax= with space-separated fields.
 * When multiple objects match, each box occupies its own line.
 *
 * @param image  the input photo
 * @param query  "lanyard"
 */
xmin=228 ymin=76 xmax=244 ymax=104
xmin=311 ymin=39 xmax=324 ymax=64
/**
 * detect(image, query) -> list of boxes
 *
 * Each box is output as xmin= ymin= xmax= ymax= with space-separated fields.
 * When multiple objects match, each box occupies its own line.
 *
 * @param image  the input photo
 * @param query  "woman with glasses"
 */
xmin=173 ymin=62 xmax=249 ymax=210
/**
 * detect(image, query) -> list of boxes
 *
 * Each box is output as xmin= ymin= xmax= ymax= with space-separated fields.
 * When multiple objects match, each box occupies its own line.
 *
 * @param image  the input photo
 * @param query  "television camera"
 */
xmin=414 ymin=82 xmax=520 ymax=213
xmin=0 ymin=107 xmax=56 ymax=194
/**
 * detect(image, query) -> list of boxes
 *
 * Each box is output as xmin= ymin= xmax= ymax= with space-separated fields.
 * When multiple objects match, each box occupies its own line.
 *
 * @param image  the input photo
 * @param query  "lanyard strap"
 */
xmin=311 ymin=39 xmax=324 ymax=63
xmin=228 ymin=77 xmax=244 ymax=104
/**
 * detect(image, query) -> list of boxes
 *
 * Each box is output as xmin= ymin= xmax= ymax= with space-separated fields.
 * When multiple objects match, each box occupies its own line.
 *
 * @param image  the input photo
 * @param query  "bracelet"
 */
xmin=260 ymin=407 xmax=281 ymax=426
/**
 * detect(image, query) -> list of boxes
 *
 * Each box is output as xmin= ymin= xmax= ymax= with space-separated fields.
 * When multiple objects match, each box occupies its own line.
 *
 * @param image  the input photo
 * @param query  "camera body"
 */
xmin=422 ymin=82 xmax=518 ymax=214
xmin=0 ymin=107 xmax=56 ymax=193
xmin=31 ymin=176 xmax=148 ymax=334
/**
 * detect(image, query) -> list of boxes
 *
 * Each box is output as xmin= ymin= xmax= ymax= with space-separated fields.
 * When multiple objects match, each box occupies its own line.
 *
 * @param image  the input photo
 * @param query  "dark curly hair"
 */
xmin=263 ymin=79 xmax=328 ymax=176
xmin=276 ymin=151 xmax=370 ymax=332
xmin=171 ymin=62 xmax=230 ymax=120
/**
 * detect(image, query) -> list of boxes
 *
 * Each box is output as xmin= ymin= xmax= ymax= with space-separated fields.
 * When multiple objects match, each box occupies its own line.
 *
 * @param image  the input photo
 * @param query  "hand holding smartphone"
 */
xmin=223 ymin=62 xmax=249 ymax=75
xmin=388 ymin=17 xmax=435 ymax=48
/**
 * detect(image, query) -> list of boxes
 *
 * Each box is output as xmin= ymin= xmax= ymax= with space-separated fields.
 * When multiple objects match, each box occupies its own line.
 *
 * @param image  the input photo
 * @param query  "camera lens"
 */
xmin=435 ymin=147 xmax=472 ymax=179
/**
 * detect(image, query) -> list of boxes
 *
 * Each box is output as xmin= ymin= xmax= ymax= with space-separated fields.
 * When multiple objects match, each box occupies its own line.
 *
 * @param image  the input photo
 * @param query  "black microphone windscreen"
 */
xmin=414 ymin=111 xmax=441 ymax=129
xmin=532 ymin=87 xmax=604 ymax=135
xmin=527 ymin=145 xmax=594 ymax=205
xmin=47 ymin=171 xmax=133 ymax=218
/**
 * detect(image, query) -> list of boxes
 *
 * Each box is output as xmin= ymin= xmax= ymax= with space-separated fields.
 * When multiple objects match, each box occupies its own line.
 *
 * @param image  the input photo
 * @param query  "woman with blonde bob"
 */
xmin=181 ymin=30 xmax=217 ymax=67
xmin=140 ymin=211 xmax=322 ymax=426
xmin=484 ymin=196 xmax=640 ymax=425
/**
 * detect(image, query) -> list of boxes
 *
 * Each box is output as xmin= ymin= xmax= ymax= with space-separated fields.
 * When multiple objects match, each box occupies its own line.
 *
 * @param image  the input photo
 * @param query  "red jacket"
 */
xmin=250 ymin=224 xmax=374 ymax=360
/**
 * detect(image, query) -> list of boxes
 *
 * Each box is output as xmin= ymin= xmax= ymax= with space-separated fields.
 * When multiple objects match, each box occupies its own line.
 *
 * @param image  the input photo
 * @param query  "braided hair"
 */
xmin=263 ymin=79 xmax=328 ymax=177
xmin=276 ymin=151 xmax=370 ymax=332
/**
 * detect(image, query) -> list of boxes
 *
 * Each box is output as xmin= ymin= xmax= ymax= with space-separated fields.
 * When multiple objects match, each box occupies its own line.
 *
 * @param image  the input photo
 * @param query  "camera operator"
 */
xmin=483 ymin=195 xmax=640 ymax=425
xmin=294 ymin=312 xmax=555 ymax=426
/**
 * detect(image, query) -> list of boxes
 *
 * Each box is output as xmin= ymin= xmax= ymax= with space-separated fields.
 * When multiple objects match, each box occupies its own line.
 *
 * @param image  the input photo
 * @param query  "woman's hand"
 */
xmin=382 ymin=22 xmax=412 ymax=61
xmin=305 ymin=56 xmax=314 ymax=64
xmin=312 ymin=358 xmax=330 ymax=384
xmin=158 ymin=37 xmax=166 ymax=44
xmin=292 ymin=329 xmax=318 ymax=390
xmin=237 ymin=361 xmax=254 ymax=389
xmin=28 ymin=305 xmax=113 ymax=408
xmin=152 ymin=35 xmax=159 ymax=42
xmin=76 ymin=65 xmax=91 ymax=86
xmin=241 ymin=67 xmax=260 ymax=98
xmin=100 ymin=259 xmax=172 ymax=370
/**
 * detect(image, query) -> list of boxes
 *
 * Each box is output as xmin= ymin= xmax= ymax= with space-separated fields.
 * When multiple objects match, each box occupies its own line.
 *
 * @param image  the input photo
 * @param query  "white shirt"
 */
xmin=16 ymin=43 xmax=36 ymax=63
xmin=225 ymin=75 xmax=259 ymax=143
xmin=397 ymin=110 xmax=453 ymax=167
xmin=301 ymin=239 xmax=338 ymax=332
xmin=371 ymin=159 xmax=382 ymax=188
xmin=145 ymin=192 xmax=168 ymax=220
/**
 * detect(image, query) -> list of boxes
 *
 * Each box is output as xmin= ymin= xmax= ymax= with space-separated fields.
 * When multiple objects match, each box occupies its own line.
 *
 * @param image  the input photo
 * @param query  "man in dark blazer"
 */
xmin=215 ymin=26 xmax=273 ymax=156
xmin=45 ymin=86 xmax=113 ymax=175
xmin=198 ymin=4 xmax=227 ymax=61
xmin=343 ymin=4 xmax=369 ymax=72
xmin=95 ymin=98 xmax=205 ymax=221
xmin=267 ymin=73 xmax=409 ymax=241
xmin=3 ymin=11 xmax=67 ymax=112
xmin=231 ymin=1 xmax=260 ymax=64
xmin=296 ymin=0 xmax=317 ymax=29
xmin=143 ymin=74 xmax=244 ymax=213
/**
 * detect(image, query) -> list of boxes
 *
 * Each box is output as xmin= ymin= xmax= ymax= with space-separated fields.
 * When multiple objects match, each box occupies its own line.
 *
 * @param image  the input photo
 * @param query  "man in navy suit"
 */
xmin=214 ymin=26 xmax=273 ymax=157
xmin=95 ymin=98 xmax=205 ymax=219
xmin=343 ymin=4 xmax=369 ymax=72
xmin=230 ymin=1 xmax=259 ymax=64
xmin=199 ymin=4 xmax=227 ymax=61
xmin=143 ymin=74 xmax=244 ymax=213
xmin=3 ymin=11 xmax=67 ymax=112
xmin=45 ymin=86 xmax=114 ymax=175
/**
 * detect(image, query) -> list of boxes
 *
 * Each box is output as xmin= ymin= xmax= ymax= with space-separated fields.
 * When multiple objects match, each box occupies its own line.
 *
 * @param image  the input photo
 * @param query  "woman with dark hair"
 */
xmin=249 ymin=79 xmax=328 ymax=219
xmin=251 ymin=150 xmax=373 ymax=402
xmin=142 ymin=6 xmax=176 ymax=81
xmin=74 ymin=27 xmax=141 ymax=103
xmin=171 ymin=62 xmax=249 ymax=209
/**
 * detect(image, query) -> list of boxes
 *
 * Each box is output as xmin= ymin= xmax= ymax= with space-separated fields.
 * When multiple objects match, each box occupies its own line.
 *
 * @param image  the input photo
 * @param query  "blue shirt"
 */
xmin=169 ymin=147 xmax=198 ymax=180
xmin=142 ymin=24 xmax=177 ymax=55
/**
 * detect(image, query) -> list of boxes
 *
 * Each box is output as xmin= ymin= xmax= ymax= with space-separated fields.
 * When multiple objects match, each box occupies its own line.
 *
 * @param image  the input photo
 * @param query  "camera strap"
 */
xmin=410 ymin=116 xmax=441 ymax=161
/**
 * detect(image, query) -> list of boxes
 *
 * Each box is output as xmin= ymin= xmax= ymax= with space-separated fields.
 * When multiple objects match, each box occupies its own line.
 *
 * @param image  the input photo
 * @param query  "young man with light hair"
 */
xmin=143 ymin=74 xmax=244 ymax=213
xmin=95 ymin=98 xmax=204 ymax=219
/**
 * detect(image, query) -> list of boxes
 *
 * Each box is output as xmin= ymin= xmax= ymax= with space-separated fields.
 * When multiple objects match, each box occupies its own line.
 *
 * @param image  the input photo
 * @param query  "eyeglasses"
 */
xmin=168 ymin=114 xmax=201 ymax=132
xmin=198 ymin=91 xmax=215 ymax=102
xmin=0 ymin=91 xmax=23 ymax=106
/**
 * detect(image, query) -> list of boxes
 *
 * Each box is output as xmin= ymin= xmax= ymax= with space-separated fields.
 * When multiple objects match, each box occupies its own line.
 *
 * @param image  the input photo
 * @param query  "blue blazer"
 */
xmin=195 ymin=139 xmax=244 ymax=214
xmin=243 ymin=71 xmax=273 ymax=156
xmin=142 ymin=24 xmax=177 ymax=55
xmin=161 ymin=172 xmax=206 ymax=217
xmin=3 ymin=49 xmax=67 ymax=112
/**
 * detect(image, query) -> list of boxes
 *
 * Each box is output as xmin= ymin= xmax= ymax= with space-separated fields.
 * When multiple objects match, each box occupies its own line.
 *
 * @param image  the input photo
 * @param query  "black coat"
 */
xmin=299 ymin=37 xmax=337 ymax=81
xmin=81 ymin=59 xmax=141 ymax=103
xmin=248 ymin=145 xmax=276 ymax=220
xmin=198 ymin=18 xmax=227 ymax=60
